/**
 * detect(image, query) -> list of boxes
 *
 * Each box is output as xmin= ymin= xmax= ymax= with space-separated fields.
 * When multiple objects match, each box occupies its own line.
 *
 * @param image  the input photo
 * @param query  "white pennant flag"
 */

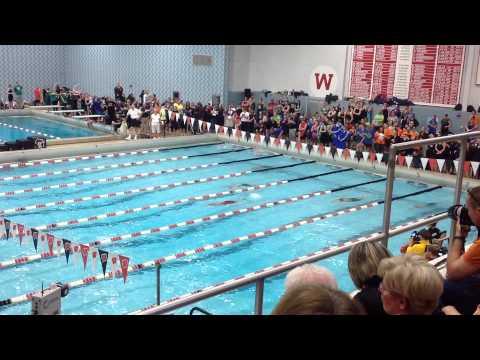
xmin=198 ymin=120 xmax=203 ymax=129
xmin=324 ymin=146 xmax=331 ymax=157
xmin=437 ymin=158 xmax=445 ymax=172
xmin=420 ymin=158 xmax=429 ymax=171
xmin=240 ymin=131 xmax=246 ymax=141
xmin=349 ymin=149 xmax=356 ymax=161
xmin=207 ymin=121 xmax=212 ymax=130
xmin=168 ymin=111 xmax=172 ymax=120
xmin=313 ymin=145 xmax=319 ymax=154
xmin=302 ymin=143 xmax=308 ymax=153
xmin=290 ymin=141 xmax=296 ymax=152
xmin=362 ymin=152 xmax=369 ymax=162
xmin=280 ymin=139 xmax=285 ymax=148
xmin=214 ymin=124 xmax=220 ymax=133
xmin=91 ymin=248 xmax=97 ymax=273
xmin=376 ymin=153 xmax=383 ymax=164
xmin=472 ymin=161 xmax=479 ymax=176
xmin=405 ymin=156 xmax=413 ymax=168
xmin=260 ymin=135 xmax=265 ymax=144
xmin=111 ymin=255 xmax=117 ymax=279
xmin=454 ymin=160 xmax=459 ymax=173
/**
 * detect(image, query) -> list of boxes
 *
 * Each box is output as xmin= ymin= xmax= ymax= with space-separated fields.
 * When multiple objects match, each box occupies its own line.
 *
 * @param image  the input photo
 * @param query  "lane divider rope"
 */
xmin=0 ymin=160 xmax=320 ymax=216
xmin=0 ymin=187 xmax=442 ymax=308
xmin=0 ymin=122 xmax=60 ymax=139
xmin=0 ymin=154 xmax=281 ymax=197
xmin=0 ymin=148 xmax=249 ymax=182
xmin=0 ymin=141 xmax=225 ymax=170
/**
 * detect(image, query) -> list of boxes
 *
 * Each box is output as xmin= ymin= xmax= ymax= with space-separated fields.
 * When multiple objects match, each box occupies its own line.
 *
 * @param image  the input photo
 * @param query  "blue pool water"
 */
xmin=0 ymin=142 xmax=463 ymax=315
xmin=0 ymin=116 xmax=103 ymax=142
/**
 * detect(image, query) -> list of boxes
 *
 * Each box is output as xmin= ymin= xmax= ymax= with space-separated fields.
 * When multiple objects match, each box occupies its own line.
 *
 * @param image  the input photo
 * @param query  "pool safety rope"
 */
xmin=0 ymin=175 xmax=380 ymax=268
xmin=0 ymin=186 xmax=442 ymax=308
xmin=0 ymin=154 xmax=282 ymax=197
xmin=0 ymin=160 xmax=320 ymax=216
xmin=130 ymin=212 xmax=446 ymax=315
xmin=33 ymin=169 xmax=359 ymax=231
xmin=0 ymin=122 xmax=61 ymax=139
xmin=0 ymin=141 xmax=225 ymax=170
xmin=0 ymin=148 xmax=250 ymax=182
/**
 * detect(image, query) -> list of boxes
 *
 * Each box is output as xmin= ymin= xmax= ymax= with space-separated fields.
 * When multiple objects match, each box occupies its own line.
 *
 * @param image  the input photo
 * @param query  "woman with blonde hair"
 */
xmin=378 ymin=255 xmax=444 ymax=315
xmin=348 ymin=241 xmax=391 ymax=315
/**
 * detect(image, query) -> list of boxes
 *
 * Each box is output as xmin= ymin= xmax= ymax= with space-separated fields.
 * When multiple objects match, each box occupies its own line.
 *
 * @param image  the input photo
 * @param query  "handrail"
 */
xmin=189 ymin=307 xmax=212 ymax=315
xmin=382 ymin=131 xmax=480 ymax=247
xmin=131 ymin=212 xmax=447 ymax=315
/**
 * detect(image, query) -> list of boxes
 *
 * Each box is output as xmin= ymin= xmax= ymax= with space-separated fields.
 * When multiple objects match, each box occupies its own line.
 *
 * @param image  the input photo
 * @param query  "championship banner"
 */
xmin=118 ymin=255 xmax=130 ymax=283
xmin=31 ymin=229 xmax=39 ymax=252
xmin=62 ymin=239 xmax=72 ymax=263
xmin=99 ymin=249 xmax=109 ymax=277
xmin=80 ymin=244 xmax=90 ymax=271
xmin=47 ymin=234 xmax=54 ymax=256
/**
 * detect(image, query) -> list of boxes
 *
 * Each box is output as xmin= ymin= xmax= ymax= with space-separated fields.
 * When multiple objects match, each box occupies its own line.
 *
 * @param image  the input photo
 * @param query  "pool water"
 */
xmin=0 ymin=116 xmax=103 ymax=142
xmin=0 ymin=142 xmax=463 ymax=315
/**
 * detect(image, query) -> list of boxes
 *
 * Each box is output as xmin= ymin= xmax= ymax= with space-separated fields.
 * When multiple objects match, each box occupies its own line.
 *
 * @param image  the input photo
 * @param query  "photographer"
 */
xmin=443 ymin=186 xmax=480 ymax=314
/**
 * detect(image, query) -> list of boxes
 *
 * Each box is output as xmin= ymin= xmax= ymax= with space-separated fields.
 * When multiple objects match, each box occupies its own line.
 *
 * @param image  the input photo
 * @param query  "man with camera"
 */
xmin=443 ymin=186 xmax=480 ymax=314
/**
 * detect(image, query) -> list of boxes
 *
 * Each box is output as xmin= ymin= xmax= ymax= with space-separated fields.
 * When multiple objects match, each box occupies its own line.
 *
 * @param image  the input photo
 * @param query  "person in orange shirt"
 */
xmin=408 ymin=127 xmax=418 ymax=140
xmin=471 ymin=110 xmax=480 ymax=128
xmin=374 ymin=127 xmax=386 ymax=154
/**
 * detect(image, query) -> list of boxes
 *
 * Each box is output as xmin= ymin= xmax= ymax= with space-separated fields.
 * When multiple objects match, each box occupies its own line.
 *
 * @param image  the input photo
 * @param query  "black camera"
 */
xmin=448 ymin=204 xmax=474 ymax=226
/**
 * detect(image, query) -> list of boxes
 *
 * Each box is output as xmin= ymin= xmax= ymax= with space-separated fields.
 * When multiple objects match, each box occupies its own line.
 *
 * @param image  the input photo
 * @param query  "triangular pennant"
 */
xmin=31 ymin=229 xmax=39 ymax=252
xmin=264 ymin=135 xmax=270 ymax=146
xmin=62 ymin=239 xmax=72 ymax=263
xmin=118 ymin=255 xmax=130 ymax=284
xmin=91 ymin=249 xmax=98 ymax=273
xmin=280 ymin=139 xmax=285 ymax=148
xmin=223 ymin=127 xmax=229 ymax=136
xmin=56 ymin=239 xmax=62 ymax=256
xmin=362 ymin=151 xmax=369 ymax=162
xmin=72 ymin=245 xmax=79 ymax=265
xmin=11 ymin=223 xmax=17 ymax=239
xmin=80 ymin=244 xmax=89 ymax=271
xmin=428 ymin=158 xmax=438 ymax=172
xmin=192 ymin=119 xmax=199 ymax=132
xmin=295 ymin=141 xmax=302 ymax=153
xmin=47 ymin=234 xmax=54 ymax=256
xmin=453 ymin=160 xmax=459 ymax=173
xmin=464 ymin=161 xmax=472 ymax=176
xmin=207 ymin=121 xmax=212 ymax=131
xmin=273 ymin=137 xmax=281 ymax=147
xmin=301 ymin=143 xmax=308 ymax=153
xmin=285 ymin=139 xmax=291 ymax=150
xmin=4 ymin=219 xmax=10 ymax=239
xmin=99 ymin=249 xmax=109 ymax=277
xmin=472 ymin=161 xmax=480 ymax=176
xmin=324 ymin=146 xmax=330 ymax=156
xmin=369 ymin=152 xmax=376 ymax=163
xmin=349 ymin=149 xmax=356 ymax=160
xmin=198 ymin=120 xmax=203 ymax=129
xmin=342 ymin=148 xmax=350 ymax=160
xmin=17 ymin=224 xmax=25 ymax=245
xmin=405 ymin=156 xmax=413 ymax=168
xmin=397 ymin=155 xmax=406 ymax=167
xmin=111 ymin=256 xmax=118 ymax=279
xmin=376 ymin=153 xmax=383 ymax=164
xmin=260 ymin=135 xmax=265 ymax=144
xmin=186 ymin=117 xmax=192 ymax=126
xmin=245 ymin=132 xmax=252 ymax=142
xmin=240 ymin=130 xmax=246 ymax=141
xmin=420 ymin=158 xmax=429 ymax=171
xmin=319 ymin=144 xmax=325 ymax=154
xmin=235 ymin=128 xmax=242 ymax=139
xmin=437 ymin=158 xmax=445 ymax=172
xmin=307 ymin=143 xmax=313 ymax=155
xmin=215 ymin=124 xmax=220 ymax=133
xmin=254 ymin=133 xmax=261 ymax=143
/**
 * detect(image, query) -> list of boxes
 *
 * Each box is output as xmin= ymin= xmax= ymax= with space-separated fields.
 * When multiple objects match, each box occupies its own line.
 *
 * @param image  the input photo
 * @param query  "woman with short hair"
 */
xmin=348 ymin=242 xmax=391 ymax=315
xmin=378 ymin=255 xmax=444 ymax=315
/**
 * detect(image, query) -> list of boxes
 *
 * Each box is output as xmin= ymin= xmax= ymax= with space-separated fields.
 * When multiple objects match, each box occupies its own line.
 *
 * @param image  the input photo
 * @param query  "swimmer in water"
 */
xmin=209 ymin=200 xmax=237 ymax=206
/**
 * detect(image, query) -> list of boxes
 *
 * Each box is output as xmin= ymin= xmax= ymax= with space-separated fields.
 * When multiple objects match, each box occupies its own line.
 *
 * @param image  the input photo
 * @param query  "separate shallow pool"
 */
xmin=0 ymin=116 xmax=105 ymax=142
xmin=0 ymin=142 xmax=462 ymax=314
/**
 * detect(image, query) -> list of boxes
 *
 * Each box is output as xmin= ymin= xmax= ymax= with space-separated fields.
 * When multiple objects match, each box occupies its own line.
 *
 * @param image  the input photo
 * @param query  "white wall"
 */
xmin=460 ymin=45 xmax=480 ymax=110
xmin=229 ymin=45 xmax=349 ymax=97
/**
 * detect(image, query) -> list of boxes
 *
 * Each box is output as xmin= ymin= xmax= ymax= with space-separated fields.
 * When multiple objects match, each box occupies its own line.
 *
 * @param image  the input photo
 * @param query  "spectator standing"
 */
xmin=14 ymin=82 xmax=23 ymax=108
xmin=114 ymin=82 xmax=124 ymax=101
xmin=7 ymin=84 xmax=13 ymax=109
xmin=440 ymin=114 xmax=451 ymax=136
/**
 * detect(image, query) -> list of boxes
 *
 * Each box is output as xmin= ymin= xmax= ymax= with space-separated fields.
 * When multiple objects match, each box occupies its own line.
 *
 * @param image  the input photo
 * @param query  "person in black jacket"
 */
xmin=348 ymin=241 xmax=392 ymax=315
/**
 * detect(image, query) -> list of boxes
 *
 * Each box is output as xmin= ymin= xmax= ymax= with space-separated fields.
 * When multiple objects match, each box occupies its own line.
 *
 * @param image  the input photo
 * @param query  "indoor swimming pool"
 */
xmin=0 ymin=142 xmax=459 ymax=314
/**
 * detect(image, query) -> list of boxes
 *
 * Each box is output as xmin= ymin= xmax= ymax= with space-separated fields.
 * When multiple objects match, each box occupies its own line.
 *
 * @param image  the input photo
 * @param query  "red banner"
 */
xmin=295 ymin=141 xmax=302 ymax=153
xmin=80 ymin=244 xmax=89 ymax=271
xmin=464 ymin=161 xmax=471 ymax=177
xmin=397 ymin=155 xmax=406 ymax=166
xmin=118 ymin=255 xmax=130 ymax=283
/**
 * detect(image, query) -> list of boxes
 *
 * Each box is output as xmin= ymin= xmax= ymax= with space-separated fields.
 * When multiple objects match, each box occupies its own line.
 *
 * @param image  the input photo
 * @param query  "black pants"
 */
xmin=441 ymin=276 xmax=480 ymax=315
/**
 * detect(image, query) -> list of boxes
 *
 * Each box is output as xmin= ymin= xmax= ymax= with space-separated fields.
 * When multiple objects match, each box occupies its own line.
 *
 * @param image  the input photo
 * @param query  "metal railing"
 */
xmin=133 ymin=213 xmax=447 ymax=315
xmin=382 ymin=130 xmax=480 ymax=247
xmin=134 ymin=131 xmax=480 ymax=316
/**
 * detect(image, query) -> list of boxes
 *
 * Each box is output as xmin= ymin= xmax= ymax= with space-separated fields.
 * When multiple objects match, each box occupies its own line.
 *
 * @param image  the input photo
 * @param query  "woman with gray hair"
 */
xmin=348 ymin=241 xmax=392 ymax=315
